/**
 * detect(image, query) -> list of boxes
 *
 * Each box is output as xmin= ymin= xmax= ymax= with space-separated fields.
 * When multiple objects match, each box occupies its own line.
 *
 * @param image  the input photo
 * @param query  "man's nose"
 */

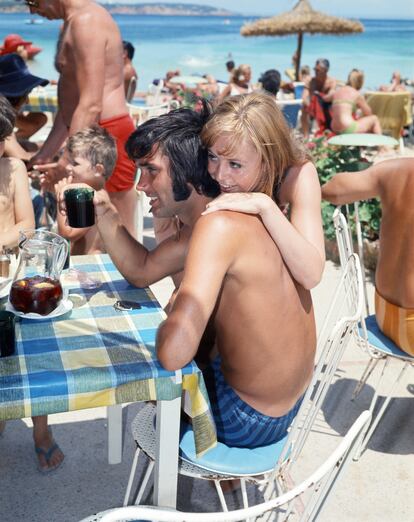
xmin=136 ymin=170 xmax=151 ymax=192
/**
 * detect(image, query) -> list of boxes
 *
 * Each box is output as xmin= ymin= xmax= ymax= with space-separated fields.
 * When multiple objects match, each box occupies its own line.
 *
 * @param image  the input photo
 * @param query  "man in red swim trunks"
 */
xmin=27 ymin=0 xmax=137 ymax=235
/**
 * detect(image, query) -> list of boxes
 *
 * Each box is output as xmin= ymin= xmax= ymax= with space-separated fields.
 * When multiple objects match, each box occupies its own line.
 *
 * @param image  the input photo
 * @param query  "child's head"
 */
xmin=232 ymin=64 xmax=252 ymax=85
xmin=65 ymin=126 xmax=117 ymax=190
xmin=347 ymin=69 xmax=364 ymax=90
xmin=0 ymin=95 xmax=16 ymax=157
xmin=201 ymin=92 xmax=308 ymax=199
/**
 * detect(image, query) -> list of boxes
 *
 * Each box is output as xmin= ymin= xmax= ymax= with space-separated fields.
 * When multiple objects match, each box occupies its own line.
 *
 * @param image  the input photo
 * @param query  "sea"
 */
xmin=1 ymin=13 xmax=413 ymax=92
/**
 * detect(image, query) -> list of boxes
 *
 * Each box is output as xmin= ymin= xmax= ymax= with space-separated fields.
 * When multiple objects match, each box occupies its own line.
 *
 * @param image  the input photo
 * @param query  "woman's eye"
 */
xmin=208 ymin=152 xmax=217 ymax=161
xmin=230 ymin=161 xmax=241 ymax=169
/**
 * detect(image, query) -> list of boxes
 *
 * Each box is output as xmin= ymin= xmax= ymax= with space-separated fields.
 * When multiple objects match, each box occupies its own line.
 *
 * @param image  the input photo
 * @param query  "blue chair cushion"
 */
xmin=359 ymin=315 xmax=414 ymax=359
xmin=179 ymin=426 xmax=287 ymax=475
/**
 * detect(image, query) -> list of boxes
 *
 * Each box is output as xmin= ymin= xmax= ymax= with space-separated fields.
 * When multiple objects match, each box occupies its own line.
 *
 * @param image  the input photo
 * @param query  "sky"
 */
xmin=101 ymin=0 xmax=414 ymax=19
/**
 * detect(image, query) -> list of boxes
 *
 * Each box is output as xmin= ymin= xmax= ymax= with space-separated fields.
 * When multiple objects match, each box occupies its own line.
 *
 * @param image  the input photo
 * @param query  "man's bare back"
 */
xmin=158 ymin=210 xmax=316 ymax=418
xmin=55 ymin=2 xmax=126 ymax=129
xmin=374 ymin=160 xmax=414 ymax=307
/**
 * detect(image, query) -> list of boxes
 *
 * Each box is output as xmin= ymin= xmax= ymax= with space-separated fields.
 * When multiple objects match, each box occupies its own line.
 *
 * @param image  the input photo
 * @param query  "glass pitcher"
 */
xmin=9 ymin=230 xmax=69 ymax=315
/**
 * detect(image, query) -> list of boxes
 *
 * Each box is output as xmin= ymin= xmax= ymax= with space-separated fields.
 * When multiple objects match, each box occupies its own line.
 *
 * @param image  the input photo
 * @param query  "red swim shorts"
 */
xmin=99 ymin=113 xmax=137 ymax=192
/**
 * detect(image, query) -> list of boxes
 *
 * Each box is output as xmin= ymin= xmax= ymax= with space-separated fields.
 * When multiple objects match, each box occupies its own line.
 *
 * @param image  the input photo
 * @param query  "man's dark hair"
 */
xmin=226 ymin=60 xmax=235 ymax=71
xmin=0 ymin=95 xmax=16 ymax=141
xmin=259 ymin=69 xmax=281 ymax=96
xmin=126 ymin=105 xmax=220 ymax=201
xmin=123 ymin=41 xmax=135 ymax=61
xmin=315 ymin=58 xmax=330 ymax=71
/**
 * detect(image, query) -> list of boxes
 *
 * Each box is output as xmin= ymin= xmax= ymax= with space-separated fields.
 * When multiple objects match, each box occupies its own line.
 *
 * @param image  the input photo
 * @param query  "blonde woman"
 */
xmin=218 ymin=64 xmax=253 ymax=102
xmin=330 ymin=69 xmax=382 ymax=134
xmin=202 ymin=92 xmax=325 ymax=289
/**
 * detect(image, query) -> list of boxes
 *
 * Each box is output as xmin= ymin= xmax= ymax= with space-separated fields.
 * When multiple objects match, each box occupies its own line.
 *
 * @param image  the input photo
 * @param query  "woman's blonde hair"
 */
xmin=201 ymin=92 xmax=309 ymax=200
xmin=347 ymin=69 xmax=364 ymax=90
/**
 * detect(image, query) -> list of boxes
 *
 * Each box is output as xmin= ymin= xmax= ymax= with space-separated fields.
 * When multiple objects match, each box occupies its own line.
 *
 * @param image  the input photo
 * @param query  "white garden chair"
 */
xmin=122 ymin=255 xmax=364 ymax=512
xmin=79 ymin=411 xmax=371 ymax=522
xmin=333 ymin=208 xmax=414 ymax=459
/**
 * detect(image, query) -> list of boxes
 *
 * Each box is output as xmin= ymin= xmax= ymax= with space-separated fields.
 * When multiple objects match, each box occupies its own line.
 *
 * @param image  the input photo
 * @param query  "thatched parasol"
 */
xmin=241 ymin=0 xmax=364 ymax=80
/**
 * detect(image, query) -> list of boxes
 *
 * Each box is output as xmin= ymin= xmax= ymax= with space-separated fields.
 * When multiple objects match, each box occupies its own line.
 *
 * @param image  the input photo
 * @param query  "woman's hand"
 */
xmin=202 ymin=192 xmax=275 ymax=217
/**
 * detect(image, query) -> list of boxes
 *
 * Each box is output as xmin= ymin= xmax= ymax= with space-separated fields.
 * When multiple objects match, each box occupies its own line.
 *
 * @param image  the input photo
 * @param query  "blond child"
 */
xmin=54 ymin=126 xmax=117 ymax=255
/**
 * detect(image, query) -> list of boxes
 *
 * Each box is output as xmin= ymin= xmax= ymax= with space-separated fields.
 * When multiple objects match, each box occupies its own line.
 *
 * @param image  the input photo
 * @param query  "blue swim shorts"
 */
xmin=202 ymin=357 xmax=303 ymax=449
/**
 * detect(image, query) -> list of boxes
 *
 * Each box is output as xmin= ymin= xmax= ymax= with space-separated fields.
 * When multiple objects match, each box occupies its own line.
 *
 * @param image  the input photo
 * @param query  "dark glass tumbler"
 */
xmin=0 ymin=311 xmax=16 ymax=358
xmin=64 ymin=188 xmax=95 ymax=228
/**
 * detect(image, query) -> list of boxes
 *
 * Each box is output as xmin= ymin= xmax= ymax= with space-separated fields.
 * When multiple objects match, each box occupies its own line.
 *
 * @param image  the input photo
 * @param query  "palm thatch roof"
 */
xmin=241 ymin=0 xmax=364 ymax=80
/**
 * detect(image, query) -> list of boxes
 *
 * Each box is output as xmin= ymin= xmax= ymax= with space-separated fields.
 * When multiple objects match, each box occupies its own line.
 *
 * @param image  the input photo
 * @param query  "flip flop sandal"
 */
xmin=35 ymin=442 xmax=64 ymax=473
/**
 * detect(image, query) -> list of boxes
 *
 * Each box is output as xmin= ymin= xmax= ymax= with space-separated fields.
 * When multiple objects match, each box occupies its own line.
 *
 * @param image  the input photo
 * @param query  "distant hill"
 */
xmin=0 ymin=1 xmax=236 ymax=16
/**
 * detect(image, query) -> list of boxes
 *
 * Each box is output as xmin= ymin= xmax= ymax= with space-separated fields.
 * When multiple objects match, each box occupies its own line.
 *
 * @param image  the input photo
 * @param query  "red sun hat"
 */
xmin=0 ymin=34 xmax=32 ymax=55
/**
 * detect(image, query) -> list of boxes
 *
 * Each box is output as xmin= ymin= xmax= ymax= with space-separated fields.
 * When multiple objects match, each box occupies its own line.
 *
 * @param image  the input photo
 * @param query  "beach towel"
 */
xmin=365 ymin=91 xmax=412 ymax=140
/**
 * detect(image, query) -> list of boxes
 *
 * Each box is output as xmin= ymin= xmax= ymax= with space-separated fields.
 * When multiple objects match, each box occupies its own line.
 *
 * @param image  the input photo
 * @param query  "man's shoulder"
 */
xmin=194 ymin=210 xmax=260 ymax=238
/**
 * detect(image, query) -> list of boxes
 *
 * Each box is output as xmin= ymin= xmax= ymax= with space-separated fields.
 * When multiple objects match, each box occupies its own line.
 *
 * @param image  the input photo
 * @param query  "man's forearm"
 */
xmin=69 ymin=102 xmax=101 ymax=135
xmin=96 ymin=208 xmax=151 ymax=286
xmin=36 ymin=110 xmax=68 ymax=161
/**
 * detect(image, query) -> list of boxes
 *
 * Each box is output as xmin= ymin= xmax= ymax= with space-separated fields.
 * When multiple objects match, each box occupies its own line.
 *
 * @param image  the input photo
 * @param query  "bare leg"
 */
xmin=356 ymin=115 xmax=382 ymax=134
xmin=0 ymin=420 xmax=5 ymax=436
xmin=16 ymin=112 xmax=48 ymax=139
xmin=32 ymin=415 xmax=64 ymax=471
xmin=109 ymin=187 xmax=138 ymax=239
xmin=301 ymin=108 xmax=310 ymax=138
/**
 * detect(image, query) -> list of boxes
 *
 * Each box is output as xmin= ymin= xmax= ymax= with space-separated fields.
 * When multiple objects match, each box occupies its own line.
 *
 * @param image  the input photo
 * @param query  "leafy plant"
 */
xmin=308 ymin=135 xmax=381 ymax=242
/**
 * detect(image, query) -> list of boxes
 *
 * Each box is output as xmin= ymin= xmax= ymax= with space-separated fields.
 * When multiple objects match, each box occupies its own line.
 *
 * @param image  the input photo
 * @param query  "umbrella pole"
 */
xmin=295 ymin=32 xmax=303 ymax=81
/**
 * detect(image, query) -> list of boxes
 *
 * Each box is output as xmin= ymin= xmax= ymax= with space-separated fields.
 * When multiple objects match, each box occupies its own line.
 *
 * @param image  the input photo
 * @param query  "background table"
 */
xmin=0 ymin=254 xmax=216 ymax=507
xmin=328 ymin=133 xmax=398 ymax=148
xmin=23 ymin=86 xmax=58 ymax=114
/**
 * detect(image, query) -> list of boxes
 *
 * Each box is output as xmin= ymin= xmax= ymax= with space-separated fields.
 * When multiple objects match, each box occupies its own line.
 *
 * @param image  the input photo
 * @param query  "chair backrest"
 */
xmin=126 ymin=76 xmax=137 ymax=103
xmin=128 ymin=101 xmax=171 ymax=126
xmin=147 ymin=79 xmax=165 ymax=105
xmin=276 ymin=254 xmax=364 ymax=474
xmin=333 ymin=208 xmax=354 ymax=269
xmin=365 ymin=91 xmax=412 ymax=140
xmin=276 ymin=99 xmax=303 ymax=129
xmin=95 ymin=412 xmax=370 ymax=522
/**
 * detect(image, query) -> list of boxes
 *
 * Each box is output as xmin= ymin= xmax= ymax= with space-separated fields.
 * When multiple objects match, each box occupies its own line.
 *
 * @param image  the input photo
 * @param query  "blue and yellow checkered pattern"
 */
xmin=23 ymin=92 xmax=58 ymax=113
xmin=0 ymin=254 xmax=216 ymax=456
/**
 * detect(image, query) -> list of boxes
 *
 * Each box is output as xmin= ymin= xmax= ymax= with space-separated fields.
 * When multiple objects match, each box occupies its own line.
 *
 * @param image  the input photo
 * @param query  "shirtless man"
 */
xmin=90 ymin=107 xmax=219 ymax=291
xmin=123 ymin=41 xmax=138 ymax=101
xmin=0 ymin=96 xmax=62 ymax=473
xmin=157 ymin=108 xmax=316 ymax=448
xmin=25 ymin=0 xmax=137 ymax=236
xmin=322 ymin=158 xmax=414 ymax=356
xmin=54 ymin=126 xmax=117 ymax=255
xmin=301 ymin=58 xmax=337 ymax=138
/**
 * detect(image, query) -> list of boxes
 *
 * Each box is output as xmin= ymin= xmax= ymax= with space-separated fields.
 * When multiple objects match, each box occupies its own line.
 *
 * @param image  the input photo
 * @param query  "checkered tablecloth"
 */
xmin=23 ymin=92 xmax=58 ymax=113
xmin=0 ymin=254 xmax=216 ymax=457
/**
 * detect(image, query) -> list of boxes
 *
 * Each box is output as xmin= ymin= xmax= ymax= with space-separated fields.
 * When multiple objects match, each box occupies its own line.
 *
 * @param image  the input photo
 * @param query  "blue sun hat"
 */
xmin=0 ymin=53 xmax=48 ymax=97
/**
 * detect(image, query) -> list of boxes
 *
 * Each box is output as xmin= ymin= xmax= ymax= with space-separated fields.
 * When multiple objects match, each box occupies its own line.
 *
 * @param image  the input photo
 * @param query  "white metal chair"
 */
xmin=128 ymin=102 xmax=172 ymax=127
xmin=123 ymin=255 xmax=364 ymax=512
xmin=79 ymin=411 xmax=371 ymax=522
xmin=333 ymin=208 xmax=414 ymax=459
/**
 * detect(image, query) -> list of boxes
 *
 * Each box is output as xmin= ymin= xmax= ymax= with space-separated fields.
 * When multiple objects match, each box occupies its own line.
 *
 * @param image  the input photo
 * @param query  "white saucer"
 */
xmin=6 ymin=297 xmax=73 ymax=320
xmin=0 ymin=277 xmax=12 ymax=299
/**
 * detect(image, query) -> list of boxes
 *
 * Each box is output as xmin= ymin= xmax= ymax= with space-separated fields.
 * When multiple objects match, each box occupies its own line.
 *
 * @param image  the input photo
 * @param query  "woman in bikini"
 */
xmin=202 ymin=91 xmax=325 ymax=290
xmin=330 ymin=69 xmax=382 ymax=135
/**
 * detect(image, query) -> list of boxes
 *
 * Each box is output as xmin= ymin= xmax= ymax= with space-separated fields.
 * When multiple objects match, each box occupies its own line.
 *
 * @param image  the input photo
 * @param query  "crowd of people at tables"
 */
xmin=0 ymin=0 xmax=412 ymax=483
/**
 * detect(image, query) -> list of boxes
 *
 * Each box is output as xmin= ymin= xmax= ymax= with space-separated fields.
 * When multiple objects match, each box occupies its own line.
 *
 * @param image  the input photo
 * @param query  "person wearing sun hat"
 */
xmin=0 ymin=33 xmax=41 ymax=60
xmin=0 ymin=53 xmax=49 ymax=159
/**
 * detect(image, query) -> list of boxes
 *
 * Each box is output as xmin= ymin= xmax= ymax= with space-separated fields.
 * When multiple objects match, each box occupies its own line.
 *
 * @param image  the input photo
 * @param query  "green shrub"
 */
xmin=308 ymin=135 xmax=381 ymax=242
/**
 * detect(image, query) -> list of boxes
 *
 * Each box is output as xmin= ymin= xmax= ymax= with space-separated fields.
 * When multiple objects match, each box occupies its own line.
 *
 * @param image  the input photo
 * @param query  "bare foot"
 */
xmin=34 ymin=430 xmax=64 ymax=472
